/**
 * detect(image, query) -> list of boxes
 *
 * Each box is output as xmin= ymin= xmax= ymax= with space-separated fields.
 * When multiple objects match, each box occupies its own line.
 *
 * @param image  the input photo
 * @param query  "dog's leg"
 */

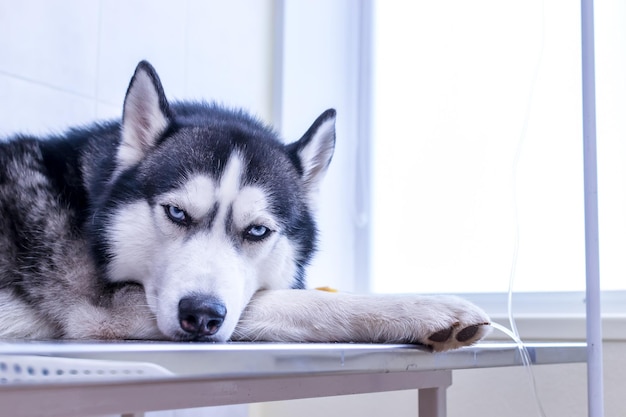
xmin=63 ymin=283 xmax=164 ymax=340
xmin=232 ymin=290 xmax=490 ymax=351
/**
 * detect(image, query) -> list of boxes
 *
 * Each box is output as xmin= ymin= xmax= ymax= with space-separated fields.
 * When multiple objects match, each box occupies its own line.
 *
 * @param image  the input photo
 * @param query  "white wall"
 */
xmin=0 ymin=0 xmax=275 ymax=137
xmin=277 ymin=0 xmax=365 ymax=292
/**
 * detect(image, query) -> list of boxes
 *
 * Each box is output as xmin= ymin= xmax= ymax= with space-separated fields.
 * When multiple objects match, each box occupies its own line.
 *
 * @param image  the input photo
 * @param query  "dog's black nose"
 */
xmin=178 ymin=295 xmax=227 ymax=338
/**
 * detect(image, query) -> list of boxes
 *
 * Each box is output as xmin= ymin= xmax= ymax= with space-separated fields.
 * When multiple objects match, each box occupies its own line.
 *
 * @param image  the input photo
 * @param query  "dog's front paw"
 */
xmin=63 ymin=285 xmax=164 ymax=340
xmin=413 ymin=296 xmax=491 ymax=351
xmin=233 ymin=290 xmax=490 ymax=350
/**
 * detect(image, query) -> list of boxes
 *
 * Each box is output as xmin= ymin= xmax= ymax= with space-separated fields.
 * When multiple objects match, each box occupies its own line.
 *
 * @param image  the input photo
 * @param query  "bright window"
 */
xmin=370 ymin=1 xmax=626 ymax=294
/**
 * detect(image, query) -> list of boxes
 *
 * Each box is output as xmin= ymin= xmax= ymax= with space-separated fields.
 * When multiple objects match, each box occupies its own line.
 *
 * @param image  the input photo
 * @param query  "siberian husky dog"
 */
xmin=0 ymin=61 xmax=489 ymax=351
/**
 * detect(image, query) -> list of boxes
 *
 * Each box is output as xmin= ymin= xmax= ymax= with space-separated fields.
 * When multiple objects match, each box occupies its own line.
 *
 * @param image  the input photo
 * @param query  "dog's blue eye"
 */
xmin=245 ymin=225 xmax=271 ymax=241
xmin=164 ymin=205 xmax=188 ymax=225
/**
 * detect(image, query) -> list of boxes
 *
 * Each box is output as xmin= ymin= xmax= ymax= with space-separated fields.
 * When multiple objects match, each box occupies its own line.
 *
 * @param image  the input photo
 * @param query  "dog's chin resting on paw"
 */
xmin=0 ymin=60 xmax=490 ymax=350
xmin=66 ymin=285 xmax=491 ymax=352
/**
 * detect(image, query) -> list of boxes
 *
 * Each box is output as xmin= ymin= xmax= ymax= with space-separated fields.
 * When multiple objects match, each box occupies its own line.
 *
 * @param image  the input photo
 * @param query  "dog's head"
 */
xmin=92 ymin=61 xmax=335 ymax=341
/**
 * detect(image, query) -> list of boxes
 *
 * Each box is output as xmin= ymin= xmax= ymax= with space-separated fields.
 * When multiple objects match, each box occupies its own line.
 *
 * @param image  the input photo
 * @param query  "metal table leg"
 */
xmin=418 ymin=370 xmax=451 ymax=417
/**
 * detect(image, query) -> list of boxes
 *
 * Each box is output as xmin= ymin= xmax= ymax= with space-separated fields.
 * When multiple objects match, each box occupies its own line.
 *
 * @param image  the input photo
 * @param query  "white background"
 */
xmin=371 ymin=0 xmax=626 ymax=294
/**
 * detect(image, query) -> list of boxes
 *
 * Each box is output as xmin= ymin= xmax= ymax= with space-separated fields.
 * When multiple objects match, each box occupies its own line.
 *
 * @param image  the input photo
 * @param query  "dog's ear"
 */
xmin=287 ymin=109 xmax=336 ymax=201
xmin=117 ymin=61 xmax=172 ymax=171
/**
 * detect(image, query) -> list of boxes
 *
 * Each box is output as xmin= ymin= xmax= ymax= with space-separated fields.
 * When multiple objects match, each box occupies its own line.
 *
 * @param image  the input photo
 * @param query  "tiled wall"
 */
xmin=0 ymin=0 xmax=275 ymax=137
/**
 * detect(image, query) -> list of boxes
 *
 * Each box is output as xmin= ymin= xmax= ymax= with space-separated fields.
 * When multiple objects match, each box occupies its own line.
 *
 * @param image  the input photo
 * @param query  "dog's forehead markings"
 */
xmin=165 ymin=175 xmax=215 ymax=218
xmin=210 ymin=153 xmax=279 ymax=232
xmin=232 ymin=186 xmax=277 ymax=229
xmin=217 ymin=152 xmax=244 ymax=202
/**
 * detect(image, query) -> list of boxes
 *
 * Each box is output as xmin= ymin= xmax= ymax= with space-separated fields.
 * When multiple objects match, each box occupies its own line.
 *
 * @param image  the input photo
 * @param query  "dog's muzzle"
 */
xmin=178 ymin=295 xmax=227 ymax=339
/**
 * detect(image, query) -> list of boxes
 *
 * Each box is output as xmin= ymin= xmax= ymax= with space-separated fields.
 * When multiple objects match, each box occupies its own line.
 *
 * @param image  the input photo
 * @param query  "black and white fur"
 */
xmin=0 ymin=61 xmax=489 ymax=351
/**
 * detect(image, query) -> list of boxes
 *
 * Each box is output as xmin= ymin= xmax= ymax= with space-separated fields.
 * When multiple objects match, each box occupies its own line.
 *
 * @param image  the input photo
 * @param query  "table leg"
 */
xmin=418 ymin=386 xmax=447 ymax=417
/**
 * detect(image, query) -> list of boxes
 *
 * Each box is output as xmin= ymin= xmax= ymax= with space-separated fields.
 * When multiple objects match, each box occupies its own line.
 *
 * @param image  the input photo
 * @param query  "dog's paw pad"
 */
xmin=456 ymin=324 xmax=482 ymax=342
xmin=426 ymin=322 xmax=491 ymax=352
xmin=428 ymin=326 xmax=454 ymax=343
